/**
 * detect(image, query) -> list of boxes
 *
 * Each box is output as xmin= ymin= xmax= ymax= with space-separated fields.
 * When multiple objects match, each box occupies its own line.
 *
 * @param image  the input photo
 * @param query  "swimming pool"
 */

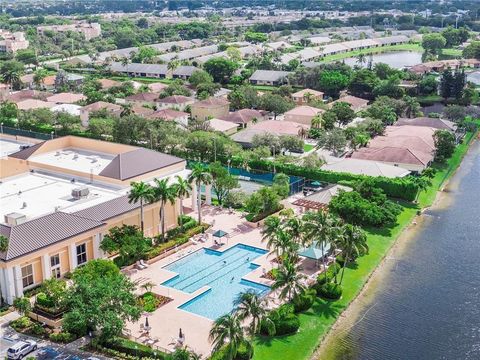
xmin=162 ymin=244 xmax=270 ymax=319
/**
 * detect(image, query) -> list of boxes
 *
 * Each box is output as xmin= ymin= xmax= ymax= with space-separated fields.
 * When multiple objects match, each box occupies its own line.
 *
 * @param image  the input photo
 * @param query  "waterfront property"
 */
xmin=0 ymin=135 xmax=188 ymax=304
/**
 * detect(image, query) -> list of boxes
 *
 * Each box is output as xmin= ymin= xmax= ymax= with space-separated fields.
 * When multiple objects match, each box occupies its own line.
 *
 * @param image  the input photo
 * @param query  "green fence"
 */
xmin=1 ymin=126 xmax=56 ymax=141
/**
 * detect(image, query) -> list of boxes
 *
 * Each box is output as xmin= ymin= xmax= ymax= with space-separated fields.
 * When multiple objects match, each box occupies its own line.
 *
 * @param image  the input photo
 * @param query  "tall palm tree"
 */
xmin=272 ymin=260 xmax=305 ymax=301
xmin=152 ymin=178 xmax=176 ymax=241
xmin=187 ymin=164 xmax=212 ymax=224
xmin=265 ymin=228 xmax=295 ymax=260
xmin=302 ymin=210 xmax=334 ymax=282
xmin=128 ymin=182 xmax=155 ymax=235
xmin=337 ymin=224 xmax=368 ymax=285
xmin=356 ymin=53 xmax=366 ymax=66
xmin=2 ymin=70 xmax=20 ymax=88
xmin=311 ymin=114 xmax=323 ymax=129
xmin=404 ymin=95 xmax=420 ymax=118
xmin=235 ymin=290 xmax=272 ymax=335
xmin=172 ymin=175 xmax=192 ymax=231
xmin=209 ymin=313 xmax=247 ymax=360
xmin=261 ymin=216 xmax=281 ymax=242
xmin=33 ymin=69 xmax=47 ymax=90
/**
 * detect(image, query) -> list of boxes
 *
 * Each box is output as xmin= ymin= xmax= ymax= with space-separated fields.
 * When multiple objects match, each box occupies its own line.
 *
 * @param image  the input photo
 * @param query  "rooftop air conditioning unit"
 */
xmin=4 ymin=212 xmax=26 ymax=226
xmin=71 ymin=186 xmax=89 ymax=199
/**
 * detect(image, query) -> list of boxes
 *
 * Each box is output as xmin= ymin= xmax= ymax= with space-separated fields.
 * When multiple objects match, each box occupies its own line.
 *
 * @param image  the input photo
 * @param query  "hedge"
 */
xmin=317 ymin=283 xmax=343 ymax=300
xmin=210 ymin=341 xmax=254 ymax=360
xmin=101 ymin=338 xmax=168 ymax=360
xmin=227 ymin=158 xmax=419 ymax=201
xmin=260 ymin=304 xmax=300 ymax=336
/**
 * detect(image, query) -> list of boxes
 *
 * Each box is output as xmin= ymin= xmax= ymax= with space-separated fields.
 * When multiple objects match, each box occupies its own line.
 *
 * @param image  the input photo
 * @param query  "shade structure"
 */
xmin=145 ymin=316 xmax=150 ymax=328
xmin=212 ymin=230 xmax=228 ymax=238
xmin=298 ymin=243 xmax=331 ymax=260
xmin=310 ymin=181 xmax=322 ymax=186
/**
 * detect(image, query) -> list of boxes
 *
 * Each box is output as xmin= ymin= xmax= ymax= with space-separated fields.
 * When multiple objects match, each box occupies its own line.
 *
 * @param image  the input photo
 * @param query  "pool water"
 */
xmin=162 ymin=244 xmax=269 ymax=319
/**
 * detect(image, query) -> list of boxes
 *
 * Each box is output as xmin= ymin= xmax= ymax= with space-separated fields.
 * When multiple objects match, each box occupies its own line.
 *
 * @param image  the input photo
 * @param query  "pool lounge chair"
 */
xmin=135 ymin=261 xmax=147 ymax=270
xmin=139 ymin=259 xmax=149 ymax=268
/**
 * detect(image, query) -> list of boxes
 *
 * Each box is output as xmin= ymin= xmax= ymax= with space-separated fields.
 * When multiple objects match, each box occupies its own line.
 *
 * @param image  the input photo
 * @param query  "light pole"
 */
xmin=1 ymin=122 xmax=3 ymax=134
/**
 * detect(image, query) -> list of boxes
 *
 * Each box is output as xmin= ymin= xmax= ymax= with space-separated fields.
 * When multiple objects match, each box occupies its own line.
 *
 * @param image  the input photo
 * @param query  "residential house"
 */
xmin=110 ymin=62 xmax=169 ymax=79
xmin=321 ymin=158 xmax=410 ymax=178
xmin=97 ymin=79 xmax=121 ymax=90
xmin=16 ymin=99 xmax=55 ymax=111
xmin=0 ymin=135 xmax=189 ymax=304
xmin=51 ymin=104 xmax=82 ymax=117
xmin=395 ymin=117 xmax=456 ymax=132
xmin=146 ymin=109 xmax=189 ymax=127
xmin=284 ymin=105 xmax=324 ymax=126
xmin=191 ymin=98 xmax=230 ymax=121
xmin=46 ymin=92 xmax=86 ymax=105
xmin=125 ymin=92 xmax=159 ymax=107
xmin=249 ymin=70 xmax=291 ymax=86
xmin=291 ymin=89 xmax=324 ymax=105
xmin=0 ymin=30 xmax=29 ymax=53
xmin=329 ymin=95 xmax=369 ymax=112
xmin=157 ymin=95 xmax=195 ymax=111
xmin=8 ymin=90 xmax=50 ymax=103
xmin=292 ymin=184 xmax=352 ymax=210
xmin=37 ymin=22 xmax=101 ymax=40
xmin=80 ymin=101 xmax=122 ymax=127
xmin=148 ymin=82 xmax=169 ymax=93
xmin=172 ymin=66 xmax=198 ymax=80
xmin=207 ymin=118 xmax=239 ymax=135
xmin=219 ymin=109 xmax=264 ymax=129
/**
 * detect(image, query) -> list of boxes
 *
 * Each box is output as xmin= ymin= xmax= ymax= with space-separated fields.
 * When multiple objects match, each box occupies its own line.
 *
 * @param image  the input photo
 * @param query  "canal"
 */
xmin=318 ymin=140 xmax=480 ymax=360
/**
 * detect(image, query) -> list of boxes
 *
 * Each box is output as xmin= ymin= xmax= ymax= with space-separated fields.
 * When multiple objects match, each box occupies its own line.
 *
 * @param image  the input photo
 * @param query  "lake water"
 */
xmin=467 ymin=71 xmax=480 ymax=85
xmin=342 ymin=51 xmax=422 ymax=69
xmin=320 ymin=140 xmax=480 ymax=360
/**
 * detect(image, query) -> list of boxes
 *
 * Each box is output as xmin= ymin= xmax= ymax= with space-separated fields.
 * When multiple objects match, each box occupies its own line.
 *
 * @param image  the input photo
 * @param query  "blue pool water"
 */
xmin=162 ymin=244 xmax=270 ymax=319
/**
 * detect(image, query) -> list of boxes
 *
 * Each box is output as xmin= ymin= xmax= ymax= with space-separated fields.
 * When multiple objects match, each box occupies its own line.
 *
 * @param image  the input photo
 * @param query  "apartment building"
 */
xmin=0 ymin=135 xmax=191 ymax=304
xmin=0 ymin=30 xmax=29 ymax=53
xmin=37 ymin=22 xmax=101 ymax=41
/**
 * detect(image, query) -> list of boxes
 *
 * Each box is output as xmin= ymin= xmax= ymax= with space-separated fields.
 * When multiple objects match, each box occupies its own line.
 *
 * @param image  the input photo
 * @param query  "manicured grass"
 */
xmin=252 ymin=128 xmax=479 ymax=360
xmin=320 ymin=43 xmax=423 ymax=63
xmin=416 ymin=94 xmax=443 ymax=104
xmin=441 ymin=48 xmax=463 ymax=57
xmin=109 ymin=75 xmax=175 ymax=84
xmin=303 ymin=144 xmax=315 ymax=152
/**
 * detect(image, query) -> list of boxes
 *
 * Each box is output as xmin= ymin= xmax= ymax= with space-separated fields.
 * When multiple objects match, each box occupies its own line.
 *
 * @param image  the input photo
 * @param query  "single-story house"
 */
xmin=110 ymin=62 xmax=169 ymax=79
xmin=207 ymin=118 xmax=239 ymax=135
xmin=284 ymin=105 xmax=324 ymax=126
xmin=266 ymin=41 xmax=293 ymax=51
xmin=321 ymin=158 xmax=410 ymax=178
xmin=291 ymin=89 xmax=324 ymax=105
xmin=80 ymin=101 xmax=122 ymax=127
xmin=8 ymin=90 xmax=49 ymax=103
xmin=372 ymin=35 xmax=409 ymax=47
xmin=157 ymin=95 xmax=195 ymax=111
xmin=191 ymin=97 xmax=230 ymax=121
xmin=146 ymin=109 xmax=189 ymax=127
xmin=329 ymin=95 xmax=369 ymax=112
xmin=172 ymin=66 xmax=198 ymax=80
xmin=97 ymin=78 xmax=121 ymax=90
xmin=46 ymin=92 xmax=86 ymax=104
xmin=148 ymin=82 xmax=169 ymax=93
xmin=16 ymin=99 xmax=55 ymax=111
xmin=125 ymin=92 xmax=159 ymax=107
xmin=51 ymin=104 xmax=82 ymax=117
xmin=219 ymin=109 xmax=264 ymax=128
xmin=249 ymin=70 xmax=291 ymax=86
xmin=395 ymin=117 xmax=456 ymax=132
xmin=307 ymin=36 xmax=331 ymax=45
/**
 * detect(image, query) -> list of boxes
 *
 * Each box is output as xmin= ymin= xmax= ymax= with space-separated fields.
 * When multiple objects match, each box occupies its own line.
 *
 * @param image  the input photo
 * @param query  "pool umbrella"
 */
xmin=179 ymin=328 xmax=183 ymax=339
xmin=145 ymin=316 xmax=150 ymax=328
xmin=212 ymin=230 xmax=228 ymax=238
xmin=311 ymin=181 xmax=322 ymax=186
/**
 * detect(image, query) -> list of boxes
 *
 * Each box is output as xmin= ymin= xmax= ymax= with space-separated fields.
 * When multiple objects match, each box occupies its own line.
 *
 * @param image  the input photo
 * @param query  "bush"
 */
xmin=210 ymin=341 xmax=253 ymax=360
xmin=30 ymin=322 xmax=46 ymax=336
xmin=103 ymin=337 xmax=166 ymax=359
xmin=260 ymin=304 xmax=300 ymax=336
xmin=10 ymin=316 xmax=32 ymax=330
xmin=318 ymin=283 xmax=343 ymax=300
xmin=292 ymin=289 xmax=316 ymax=313
xmin=49 ymin=331 xmax=75 ymax=343
xmin=224 ymin=190 xmax=248 ymax=209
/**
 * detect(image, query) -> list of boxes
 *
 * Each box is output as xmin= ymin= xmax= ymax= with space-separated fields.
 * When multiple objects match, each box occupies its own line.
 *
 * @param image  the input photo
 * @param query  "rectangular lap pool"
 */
xmin=162 ymin=244 xmax=270 ymax=320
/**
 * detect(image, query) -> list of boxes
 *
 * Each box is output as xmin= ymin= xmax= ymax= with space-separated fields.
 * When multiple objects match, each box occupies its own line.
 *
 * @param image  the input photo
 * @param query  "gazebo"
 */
xmin=298 ymin=243 xmax=331 ymax=268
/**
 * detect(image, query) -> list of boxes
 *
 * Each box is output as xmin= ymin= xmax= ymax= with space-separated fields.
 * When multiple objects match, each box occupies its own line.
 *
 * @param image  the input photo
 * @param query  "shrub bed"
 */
xmin=210 ymin=341 xmax=254 ymax=360
xmin=99 ymin=338 xmax=167 ymax=360
xmin=49 ymin=332 xmax=75 ymax=343
xmin=137 ymin=292 xmax=172 ymax=312
xmin=245 ymin=205 xmax=284 ymax=223
xmin=260 ymin=304 xmax=300 ymax=336
xmin=317 ymin=283 xmax=343 ymax=300
xmin=292 ymin=289 xmax=316 ymax=313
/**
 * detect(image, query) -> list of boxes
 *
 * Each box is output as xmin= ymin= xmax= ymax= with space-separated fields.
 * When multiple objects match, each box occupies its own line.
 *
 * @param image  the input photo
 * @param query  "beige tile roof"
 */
xmin=284 ymin=105 xmax=324 ymax=117
xmin=81 ymin=101 xmax=122 ymax=112
xmin=219 ymin=109 xmax=263 ymax=124
xmin=46 ymin=92 xmax=86 ymax=104
xmin=192 ymin=97 xmax=230 ymax=108
xmin=16 ymin=99 xmax=55 ymax=110
xmin=146 ymin=109 xmax=188 ymax=121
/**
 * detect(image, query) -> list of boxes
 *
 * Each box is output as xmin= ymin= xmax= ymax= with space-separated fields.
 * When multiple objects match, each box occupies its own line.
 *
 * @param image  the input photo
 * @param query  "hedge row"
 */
xmin=228 ymin=158 xmax=419 ymax=201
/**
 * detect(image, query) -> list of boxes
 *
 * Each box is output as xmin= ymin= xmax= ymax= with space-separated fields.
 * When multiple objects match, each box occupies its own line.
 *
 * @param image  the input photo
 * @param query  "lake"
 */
xmin=319 ymin=140 xmax=480 ymax=360
xmin=342 ymin=51 xmax=422 ymax=69
xmin=467 ymin=71 xmax=480 ymax=85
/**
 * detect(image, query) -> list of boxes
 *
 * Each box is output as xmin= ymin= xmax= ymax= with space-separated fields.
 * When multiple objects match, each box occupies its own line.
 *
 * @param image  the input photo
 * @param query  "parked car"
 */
xmin=6 ymin=340 xmax=37 ymax=359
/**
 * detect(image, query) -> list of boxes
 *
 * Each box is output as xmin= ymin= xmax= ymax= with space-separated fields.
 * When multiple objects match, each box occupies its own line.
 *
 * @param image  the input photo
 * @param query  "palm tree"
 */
xmin=120 ymin=103 xmax=133 ymax=117
xmin=209 ymin=313 xmax=247 ymax=360
xmin=272 ymin=260 xmax=305 ymax=301
xmin=128 ymin=182 xmax=155 ymax=235
xmin=152 ymin=178 xmax=176 ymax=241
xmin=172 ymin=175 xmax=192 ymax=231
xmin=311 ymin=114 xmax=323 ymax=129
xmin=265 ymin=228 xmax=294 ymax=260
xmin=337 ymin=224 xmax=368 ymax=285
xmin=302 ymin=210 xmax=334 ymax=282
xmin=187 ymin=164 xmax=212 ymax=224
xmin=261 ymin=216 xmax=281 ymax=242
xmin=356 ymin=53 xmax=366 ymax=66
xmin=2 ymin=70 xmax=20 ymax=88
xmin=404 ymin=95 xmax=420 ymax=118
xmin=33 ymin=69 xmax=47 ymax=90
xmin=235 ymin=290 xmax=272 ymax=335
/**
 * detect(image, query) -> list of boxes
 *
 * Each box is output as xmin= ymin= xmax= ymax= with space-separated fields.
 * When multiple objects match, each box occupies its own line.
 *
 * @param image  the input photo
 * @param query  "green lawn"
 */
xmin=252 ymin=128 xmax=478 ymax=360
xmin=320 ymin=43 xmax=423 ymax=63
xmin=441 ymin=48 xmax=463 ymax=57
xmin=303 ymin=144 xmax=315 ymax=152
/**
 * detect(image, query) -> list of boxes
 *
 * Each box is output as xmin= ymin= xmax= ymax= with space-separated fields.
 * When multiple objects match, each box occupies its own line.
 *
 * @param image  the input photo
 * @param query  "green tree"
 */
xmin=172 ymin=175 xmax=192 ymax=231
xmin=209 ymin=313 xmax=248 ymax=360
xmin=209 ymin=162 xmax=239 ymax=205
xmin=245 ymin=31 xmax=268 ymax=43
xmin=260 ymin=93 xmax=295 ymax=119
xmin=272 ymin=260 xmax=305 ymax=301
xmin=348 ymin=68 xmax=379 ymax=99
xmin=63 ymin=259 xmax=141 ymax=342
xmin=203 ymin=57 xmax=239 ymax=84
xmin=33 ymin=69 xmax=48 ymax=89
xmin=13 ymin=297 xmax=31 ymax=316
xmin=331 ymin=101 xmax=355 ymax=126
xmin=152 ymin=178 xmax=177 ymax=241
xmin=227 ymin=85 xmax=258 ymax=110
xmin=403 ymin=96 xmax=421 ymax=118
xmin=189 ymin=69 xmax=213 ymax=88
xmin=422 ymin=33 xmax=447 ymax=54
xmin=463 ymin=41 xmax=480 ymax=59
xmin=235 ymin=290 xmax=273 ymax=335
xmin=0 ymin=60 xmax=24 ymax=90
xmin=279 ymin=135 xmax=304 ymax=153
xmin=100 ymin=225 xmax=151 ymax=263
xmin=316 ymin=128 xmax=347 ymax=156
xmin=128 ymin=181 xmax=155 ymax=235
xmin=0 ymin=101 xmax=18 ymax=120
xmin=0 ymin=234 xmax=8 ymax=252
xmin=336 ymin=224 xmax=368 ymax=285
xmin=272 ymin=173 xmax=290 ymax=198
xmin=433 ymin=129 xmax=456 ymax=162
xmin=188 ymin=164 xmax=212 ymax=224
xmin=318 ymin=70 xmax=350 ymax=98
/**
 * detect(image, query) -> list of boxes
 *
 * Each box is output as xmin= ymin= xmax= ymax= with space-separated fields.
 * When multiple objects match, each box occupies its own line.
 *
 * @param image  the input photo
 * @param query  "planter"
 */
xmin=28 ymin=311 xmax=63 ymax=330
xmin=245 ymin=208 xmax=284 ymax=228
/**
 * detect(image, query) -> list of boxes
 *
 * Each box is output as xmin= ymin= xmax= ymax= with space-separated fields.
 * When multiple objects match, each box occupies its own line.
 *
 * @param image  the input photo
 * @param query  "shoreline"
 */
xmin=310 ymin=136 xmax=478 ymax=360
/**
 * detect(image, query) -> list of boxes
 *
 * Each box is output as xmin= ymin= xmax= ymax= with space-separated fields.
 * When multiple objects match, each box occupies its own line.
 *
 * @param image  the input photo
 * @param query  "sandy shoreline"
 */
xmin=311 ymin=139 xmax=477 ymax=360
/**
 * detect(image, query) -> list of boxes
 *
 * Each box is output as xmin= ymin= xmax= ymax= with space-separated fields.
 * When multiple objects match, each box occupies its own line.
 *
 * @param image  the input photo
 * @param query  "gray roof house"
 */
xmin=110 ymin=62 xmax=169 ymax=78
xmin=173 ymin=66 xmax=198 ymax=80
xmin=249 ymin=70 xmax=291 ymax=86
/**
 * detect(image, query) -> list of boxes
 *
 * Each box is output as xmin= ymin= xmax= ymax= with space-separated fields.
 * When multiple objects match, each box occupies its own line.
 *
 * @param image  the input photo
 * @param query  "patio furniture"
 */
xmin=135 ymin=261 xmax=147 ymax=270
xmin=140 ymin=259 xmax=149 ymax=268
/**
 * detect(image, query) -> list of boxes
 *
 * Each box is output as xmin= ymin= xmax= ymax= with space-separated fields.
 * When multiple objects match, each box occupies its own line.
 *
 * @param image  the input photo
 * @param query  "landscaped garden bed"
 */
xmin=138 ymin=291 xmax=172 ymax=312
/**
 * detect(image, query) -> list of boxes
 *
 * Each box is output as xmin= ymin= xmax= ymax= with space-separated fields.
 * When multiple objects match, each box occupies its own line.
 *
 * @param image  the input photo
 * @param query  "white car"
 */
xmin=7 ymin=340 xmax=37 ymax=359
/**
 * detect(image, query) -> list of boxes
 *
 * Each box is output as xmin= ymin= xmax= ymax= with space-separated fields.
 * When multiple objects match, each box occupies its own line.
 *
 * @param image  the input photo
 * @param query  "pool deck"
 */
xmin=124 ymin=205 xmax=278 ymax=356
